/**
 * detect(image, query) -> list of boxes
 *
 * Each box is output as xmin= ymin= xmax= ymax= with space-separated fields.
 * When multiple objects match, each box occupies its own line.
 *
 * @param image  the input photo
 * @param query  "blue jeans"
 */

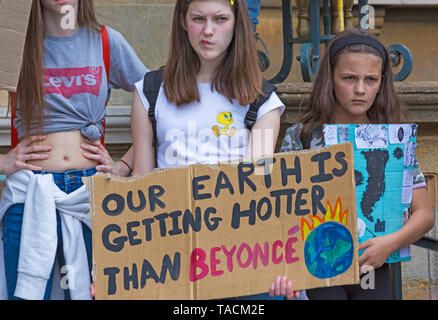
xmin=246 ymin=0 xmax=261 ymax=30
xmin=2 ymin=167 xmax=96 ymax=300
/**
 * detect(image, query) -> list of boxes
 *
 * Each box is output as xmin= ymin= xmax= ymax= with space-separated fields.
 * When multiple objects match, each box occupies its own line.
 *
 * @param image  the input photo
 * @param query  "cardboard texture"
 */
xmin=85 ymin=143 xmax=359 ymax=300
xmin=0 ymin=0 xmax=32 ymax=91
xmin=323 ymin=124 xmax=418 ymax=263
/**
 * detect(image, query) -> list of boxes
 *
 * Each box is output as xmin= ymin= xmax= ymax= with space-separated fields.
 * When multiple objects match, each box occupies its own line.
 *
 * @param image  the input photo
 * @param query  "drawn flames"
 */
xmin=301 ymin=197 xmax=348 ymax=241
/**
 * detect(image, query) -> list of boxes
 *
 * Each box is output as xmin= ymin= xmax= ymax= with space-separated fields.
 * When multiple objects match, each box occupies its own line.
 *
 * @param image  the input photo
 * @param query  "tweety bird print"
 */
xmin=212 ymin=111 xmax=236 ymax=137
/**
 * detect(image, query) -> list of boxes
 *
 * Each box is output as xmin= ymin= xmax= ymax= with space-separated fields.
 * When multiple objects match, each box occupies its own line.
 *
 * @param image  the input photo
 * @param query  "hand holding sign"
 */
xmin=269 ymin=276 xmax=302 ymax=300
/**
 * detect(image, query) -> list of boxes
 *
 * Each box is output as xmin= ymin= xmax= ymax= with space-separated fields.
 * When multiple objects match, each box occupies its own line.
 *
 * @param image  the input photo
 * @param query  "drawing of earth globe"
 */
xmin=304 ymin=222 xmax=354 ymax=279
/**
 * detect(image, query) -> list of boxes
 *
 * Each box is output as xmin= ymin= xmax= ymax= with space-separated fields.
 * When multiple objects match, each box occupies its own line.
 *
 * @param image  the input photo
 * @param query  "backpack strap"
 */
xmin=142 ymin=69 xmax=164 ymax=153
xmin=100 ymin=25 xmax=110 ymax=146
xmin=10 ymin=26 xmax=111 ymax=149
xmin=245 ymin=80 xmax=277 ymax=131
xmin=10 ymin=92 xmax=19 ymax=149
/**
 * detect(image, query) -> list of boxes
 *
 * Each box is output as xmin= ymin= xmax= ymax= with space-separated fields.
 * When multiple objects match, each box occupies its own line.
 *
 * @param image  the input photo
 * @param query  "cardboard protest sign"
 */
xmin=85 ymin=143 xmax=359 ymax=300
xmin=0 ymin=0 xmax=32 ymax=91
xmin=324 ymin=124 xmax=418 ymax=263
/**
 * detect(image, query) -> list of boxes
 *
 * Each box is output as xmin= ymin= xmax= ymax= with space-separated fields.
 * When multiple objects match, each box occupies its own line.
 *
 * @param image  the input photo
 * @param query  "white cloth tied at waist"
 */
xmin=0 ymin=170 xmax=92 ymax=300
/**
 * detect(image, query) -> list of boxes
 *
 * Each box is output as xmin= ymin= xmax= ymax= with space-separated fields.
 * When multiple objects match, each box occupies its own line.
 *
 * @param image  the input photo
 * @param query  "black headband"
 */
xmin=329 ymin=34 xmax=387 ymax=67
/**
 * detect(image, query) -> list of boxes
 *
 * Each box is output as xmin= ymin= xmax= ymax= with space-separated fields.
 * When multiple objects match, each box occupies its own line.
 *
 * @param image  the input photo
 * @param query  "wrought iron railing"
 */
xmin=391 ymin=236 xmax=438 ymax=300
xmin=267 ymin=0 xmax=413 ymax=84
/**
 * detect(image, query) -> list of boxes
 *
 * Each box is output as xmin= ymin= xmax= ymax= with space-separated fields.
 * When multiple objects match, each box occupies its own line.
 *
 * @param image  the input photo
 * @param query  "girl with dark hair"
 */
xmin=0 ymin=0 xmax=147 ymax=300
xmin=130 ymin=0 xmax=300 ymax=300
xmin=280 ymin=29 xmax=434 ymax=299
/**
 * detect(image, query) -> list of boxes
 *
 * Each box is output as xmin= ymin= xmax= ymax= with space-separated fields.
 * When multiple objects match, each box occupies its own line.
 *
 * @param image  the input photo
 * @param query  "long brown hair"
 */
xmin=163 ymin=0 xmax=262 ymax=106
xmin=12 ymin=0 xmax=100 ymax=137
xmin=299 ymin=29 xmax=408 ymax=148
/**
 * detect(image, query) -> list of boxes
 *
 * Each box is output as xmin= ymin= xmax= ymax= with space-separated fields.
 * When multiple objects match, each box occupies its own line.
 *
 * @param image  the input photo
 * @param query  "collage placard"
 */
xmin=323 ymin=124 xmax=418 ymax=263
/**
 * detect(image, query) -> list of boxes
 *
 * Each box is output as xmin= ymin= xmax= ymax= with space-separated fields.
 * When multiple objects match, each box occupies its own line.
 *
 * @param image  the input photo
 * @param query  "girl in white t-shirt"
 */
xmin=129 ymin=0 xmax=300 ymax=300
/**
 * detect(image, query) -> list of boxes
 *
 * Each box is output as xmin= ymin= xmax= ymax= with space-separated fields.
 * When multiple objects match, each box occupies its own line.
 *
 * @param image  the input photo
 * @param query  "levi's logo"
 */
xmin=44 ymin=66 xmax=103 ymax=98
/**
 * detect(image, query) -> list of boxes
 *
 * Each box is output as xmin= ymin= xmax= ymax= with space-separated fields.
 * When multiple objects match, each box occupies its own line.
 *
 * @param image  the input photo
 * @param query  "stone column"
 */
xmin=296 ymin=0 xmax=310 ymax=37
xmin=330 ymin=0 xmax=340 ymax=33
xmin=343 ymin=0 xmax=354 ymax=30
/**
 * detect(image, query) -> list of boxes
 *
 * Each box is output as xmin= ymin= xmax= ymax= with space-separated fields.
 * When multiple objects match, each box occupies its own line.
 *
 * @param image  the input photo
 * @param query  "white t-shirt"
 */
xmin=135 ymin=79 xmax=285 ymax=168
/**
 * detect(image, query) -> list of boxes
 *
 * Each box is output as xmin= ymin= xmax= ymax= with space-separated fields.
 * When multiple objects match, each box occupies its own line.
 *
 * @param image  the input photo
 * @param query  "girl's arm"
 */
xmin=245 ymin=108 xmax=281 ymax=159
xmin=0 ymin=136 xmax=52 ymax=175
xmin=131 ymin=90 xmax=156 ymax=176
xmin=359 ymin=187 xmax=435 ymax=269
